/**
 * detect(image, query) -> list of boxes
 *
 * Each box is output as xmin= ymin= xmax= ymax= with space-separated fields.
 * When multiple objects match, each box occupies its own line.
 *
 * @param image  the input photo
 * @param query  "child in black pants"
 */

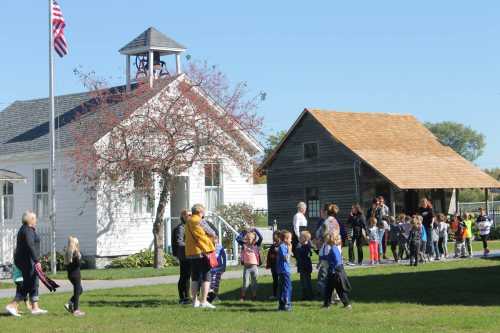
xmin=64 ymin=236 xmax=85 ymax=317
xmin=296 ymin=231 xmax=313 ymax=300
xmin=265 ymin=231 xmax=280 ymax=300
xmin=408 ymin=218 xmax=421 ymax=267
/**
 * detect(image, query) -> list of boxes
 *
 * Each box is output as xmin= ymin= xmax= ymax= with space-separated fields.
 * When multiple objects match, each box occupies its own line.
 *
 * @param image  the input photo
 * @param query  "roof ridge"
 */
xmin=308 ymin=108 xmax=414 ymax=117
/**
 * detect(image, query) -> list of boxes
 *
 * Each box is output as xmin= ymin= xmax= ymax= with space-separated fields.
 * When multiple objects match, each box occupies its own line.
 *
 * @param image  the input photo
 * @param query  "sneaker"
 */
xmin=5 ymin=305 xmax=21 ymax=317
xmin=199 ymin=302 xmax=216 ymax=309
xmin=346 ymin=262 xmax=355 ymax=266
xmin=73 ymin=310 xmax=86 ymax=317
xmin=31 ymin=308 xmax=48 ymax=315
xmin=64 ymin=303 xmax=73 ymax=313
xmin=193 ymin=300 xmax=200 ymax=308
xmin=344 ymin=304 xmax=352 ymax=310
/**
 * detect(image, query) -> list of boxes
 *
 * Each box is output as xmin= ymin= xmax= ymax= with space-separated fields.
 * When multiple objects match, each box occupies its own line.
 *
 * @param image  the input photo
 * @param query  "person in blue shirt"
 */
xmin=419 ymin=217 xmax=428 ymax=263
xmin=207 ymin=236 xmax=226 ymax=304
xmin=277 ymin=230 xmax=293 ymax=311
xmin=323 ymin=232 xmax=352 ymax=309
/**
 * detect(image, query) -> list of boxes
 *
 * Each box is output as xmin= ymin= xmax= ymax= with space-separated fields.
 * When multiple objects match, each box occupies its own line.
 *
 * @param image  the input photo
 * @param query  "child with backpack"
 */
xmin=266 ymin=230 xmax=281 ymax=300
xmin=408 ymin=217 xmax=421 ymax=266
xmin=237 ymin=228 xmax=263 ymax=301
xmin=207 ymin=236 xmax=226 ymax=304
xmin=64 ymin=236 xmax=85 ymax=317
xmin=296 ymin=231 xmax=313 ymax=300
xmin=277 ymin=230 xmax=293 ymax=311
xmin=454 ymin=217 xmax=467 ymax=258
xmin=323 ymin=231 xmax=352 ymax=309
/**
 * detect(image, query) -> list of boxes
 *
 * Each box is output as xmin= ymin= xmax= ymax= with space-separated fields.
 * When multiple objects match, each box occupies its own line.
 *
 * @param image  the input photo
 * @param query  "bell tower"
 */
xmin=119 ymin=27 xmax=186 ymax=90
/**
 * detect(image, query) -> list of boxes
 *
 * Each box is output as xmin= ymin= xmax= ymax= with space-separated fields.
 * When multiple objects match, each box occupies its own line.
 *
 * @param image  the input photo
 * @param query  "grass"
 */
xmin=1 ymin=258 xmax=500 ymax=332
xmin=0 ymin=282 xmax=13 ymax=290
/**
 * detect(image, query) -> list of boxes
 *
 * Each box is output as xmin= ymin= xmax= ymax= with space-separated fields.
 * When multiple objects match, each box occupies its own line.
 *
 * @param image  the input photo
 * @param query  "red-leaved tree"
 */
xmin=69 ymin=61 xmax=263 ymax=267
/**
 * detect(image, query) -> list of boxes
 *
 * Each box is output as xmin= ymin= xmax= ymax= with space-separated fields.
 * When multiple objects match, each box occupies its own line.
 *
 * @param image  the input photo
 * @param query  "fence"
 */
xmin=164 ymin=212 xmax=241 ymax=266
xmin=0 ymin=222 xmax=51 ymax=267
xmin=458 ymin=201 xmax=500 ymax=225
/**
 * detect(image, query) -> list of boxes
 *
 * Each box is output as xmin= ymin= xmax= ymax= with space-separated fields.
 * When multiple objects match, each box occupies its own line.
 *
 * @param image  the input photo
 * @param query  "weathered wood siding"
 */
xmin=266 ymin=113 xmax=358 ymax=229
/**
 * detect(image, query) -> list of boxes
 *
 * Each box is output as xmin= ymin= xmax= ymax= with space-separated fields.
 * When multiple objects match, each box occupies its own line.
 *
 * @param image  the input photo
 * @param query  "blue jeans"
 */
xmin=376 ymin=229 xmax=385 ymax=254
xmin=278 ymin=273 xmax=292 ymax=310
xmin=432 ymin=241 xmax=440 ymax=258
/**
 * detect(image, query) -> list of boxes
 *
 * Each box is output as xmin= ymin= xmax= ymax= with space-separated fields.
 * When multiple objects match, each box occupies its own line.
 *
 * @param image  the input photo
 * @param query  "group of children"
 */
xmin=365 ymin=210 xmax=493 ymax=266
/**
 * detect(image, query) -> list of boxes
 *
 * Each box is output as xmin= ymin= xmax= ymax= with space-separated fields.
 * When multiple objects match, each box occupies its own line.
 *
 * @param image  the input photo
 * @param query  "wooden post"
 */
xmin=148 ymin=50 xmax=154 ymax=88
xmin=455 ymin=189 xmax=460 ymax=215
xmin=126 ymin=55 xmax=131 ymax=91
xmin=0 ymin=180 xmax=4 ymax=265
xmin=485 ymin=188 xmax=490 ymax=214
xmin=390 ymin=186 xmax=396 ymax=218
xmin=175 ymin=53 xmax=181 ymax=74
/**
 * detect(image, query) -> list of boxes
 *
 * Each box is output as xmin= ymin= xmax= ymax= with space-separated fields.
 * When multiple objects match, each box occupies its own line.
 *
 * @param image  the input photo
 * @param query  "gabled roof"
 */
xmin=119 ymin=27 xmax=186 ymax=55
xmin=0 ymin=169 xmax=26 ymax=182
xmin=260 ymin=109 xmax=500 ymax=190
xmin=0 ymin=77 xmax=178 ymax=157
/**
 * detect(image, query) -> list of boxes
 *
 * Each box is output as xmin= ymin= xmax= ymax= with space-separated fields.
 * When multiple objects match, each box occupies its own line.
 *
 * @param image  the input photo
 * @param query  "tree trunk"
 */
xmin=153 ymin=177 xmax=169 ymax=269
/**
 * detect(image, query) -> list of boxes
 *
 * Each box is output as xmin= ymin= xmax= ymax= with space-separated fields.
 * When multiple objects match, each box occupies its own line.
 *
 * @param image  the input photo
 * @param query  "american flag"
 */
xmin=52 ymin=0 xmax=68 ymax=57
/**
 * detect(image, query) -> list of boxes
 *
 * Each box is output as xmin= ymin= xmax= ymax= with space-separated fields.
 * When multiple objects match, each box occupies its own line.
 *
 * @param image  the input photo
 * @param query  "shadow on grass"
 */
xmin=87 ymin=298 xmax=178 ymax=308
xmin=218 ymin=259 xmax=500 ymax=307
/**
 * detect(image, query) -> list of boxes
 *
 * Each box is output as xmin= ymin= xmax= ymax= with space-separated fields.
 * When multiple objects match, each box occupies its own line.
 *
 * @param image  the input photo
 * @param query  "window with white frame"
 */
xmin=306 ymin=187 xmax=320 ymax=218
xmin=133 ymin=170 xmax=154 ymax=216
xmin=204 ymin=163 xmax=223 ymax=212
xmin=3 ymin=181 xmax=14 ymax=220
xmin=34 ymin=168 xmax=49 ymax=218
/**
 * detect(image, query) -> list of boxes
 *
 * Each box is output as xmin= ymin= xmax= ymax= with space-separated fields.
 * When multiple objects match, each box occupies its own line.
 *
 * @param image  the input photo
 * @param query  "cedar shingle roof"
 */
xmin=262 ymin=109 xmax=500 ymax=190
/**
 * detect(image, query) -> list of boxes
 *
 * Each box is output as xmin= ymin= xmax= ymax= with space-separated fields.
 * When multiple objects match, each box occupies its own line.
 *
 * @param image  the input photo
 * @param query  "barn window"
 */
xmin=306 ymin=187 xmax=320 ymax=218
xmin=33 ymin=168 xmax=49 ymax=218
xmin=303 ymin=142 xmax=318 ymax=159
xmin=3 ymin=181 xmax=14 ymax=220
xmin=204 ymin=163 xmax=223 ymax=212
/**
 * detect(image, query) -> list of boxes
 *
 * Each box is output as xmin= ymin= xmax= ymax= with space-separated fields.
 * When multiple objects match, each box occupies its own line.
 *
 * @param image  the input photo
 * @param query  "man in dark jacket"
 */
xmin=173 ymin=209 xmax=191 ymax=304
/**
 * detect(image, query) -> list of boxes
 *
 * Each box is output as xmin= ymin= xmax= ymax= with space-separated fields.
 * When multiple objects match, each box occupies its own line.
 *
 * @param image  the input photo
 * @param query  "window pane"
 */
xmin=204 ymin=164 xmax=213 ymax=186
xmin=212 ymin=164 xmax=221 ymax=187
xmin=7 ymin=182 xmax=13 ymax=195
xmin=42 ymin=169 xmax=49 ymax=193
xmin=35 ymin=169 xmax=41 ymax=193
xmin=304 ymin=143 xmax=318 ymax=159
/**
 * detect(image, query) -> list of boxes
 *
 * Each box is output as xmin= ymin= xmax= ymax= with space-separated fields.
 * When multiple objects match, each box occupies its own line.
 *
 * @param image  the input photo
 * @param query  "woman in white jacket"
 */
xmin=476 ymin=208 xmax=493 ymax=257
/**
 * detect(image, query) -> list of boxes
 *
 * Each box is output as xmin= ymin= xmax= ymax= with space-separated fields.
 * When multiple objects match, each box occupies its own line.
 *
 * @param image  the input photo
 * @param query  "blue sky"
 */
xmin=1 ymin=1 xmax=499 ymax=168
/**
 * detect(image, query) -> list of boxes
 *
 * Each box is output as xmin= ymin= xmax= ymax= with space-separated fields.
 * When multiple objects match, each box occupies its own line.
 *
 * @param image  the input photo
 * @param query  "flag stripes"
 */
xmin=52 ymin=1 xmax=68 ymax=57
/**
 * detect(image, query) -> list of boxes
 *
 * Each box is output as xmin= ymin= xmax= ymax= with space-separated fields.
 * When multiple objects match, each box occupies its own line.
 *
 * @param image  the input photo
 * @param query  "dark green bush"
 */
xmin=40 ymin=251 xmax=65 ymax=272
xmin=109 ymin=249 xmax=177 ymax=268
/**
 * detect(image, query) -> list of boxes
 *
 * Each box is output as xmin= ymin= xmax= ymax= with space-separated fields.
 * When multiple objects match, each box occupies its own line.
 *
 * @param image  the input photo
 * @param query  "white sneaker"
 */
xmin=31 ymin=308 xmax=48 ymax=315
xmin=199 ymin=302 xmax=216 ymax=309
xmin=193 ymin=300 xmax=200 ymax=308
xmin=5 ymin=305 xmax=21 ymax=317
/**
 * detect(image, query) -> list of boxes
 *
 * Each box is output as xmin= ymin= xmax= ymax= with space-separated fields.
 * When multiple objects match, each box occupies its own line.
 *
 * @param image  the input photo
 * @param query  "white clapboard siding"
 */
xmin=222 ymin=161 xmax=253 ymax=205
xmin=0 ymin=153 xmax=97 ymax=256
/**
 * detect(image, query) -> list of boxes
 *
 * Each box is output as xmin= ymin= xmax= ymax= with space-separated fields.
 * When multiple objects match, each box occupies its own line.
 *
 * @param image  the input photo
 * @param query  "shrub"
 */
xmin=40 ymin=251 xmax=65 ymax=272
xmin=109 ymin=249 xmax=177 ymax=268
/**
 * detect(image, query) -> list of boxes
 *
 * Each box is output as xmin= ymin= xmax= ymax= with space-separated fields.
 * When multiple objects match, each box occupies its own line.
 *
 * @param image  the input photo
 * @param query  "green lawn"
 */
xmin=0 ymin=282 xmax=13 ymax=290
xmin=1 ymin=258 xmax=500 ymax=332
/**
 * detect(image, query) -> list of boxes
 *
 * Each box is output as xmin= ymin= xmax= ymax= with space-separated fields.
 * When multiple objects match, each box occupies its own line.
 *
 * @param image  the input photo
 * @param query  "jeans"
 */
xmin=299 ymin=272 xmax=313 ymax=300
xmin=376 ymin=229 xmax=385 ymax=255
xmin=425 ymin=226 xmax=433 ymax=255
xmin=432 ymin=241 xmax=440 ymax=259
xmin=15 ymin=263 xmax=39 ymax=303
xmin=278 ymin=273 xmax=292 ymax=310
xmin=178 ymin=259 xmax=191 ymax=301
xmin=438 ymin=237 xmax=448 ymax=257
xmin=69 ymin=277 xmax=83 ymax=310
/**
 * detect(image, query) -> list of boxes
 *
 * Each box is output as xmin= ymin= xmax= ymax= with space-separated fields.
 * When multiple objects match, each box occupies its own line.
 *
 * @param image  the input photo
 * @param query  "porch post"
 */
xmin=390 ymin=186 xmax=396 ymax=218
xmin=148 ymin=50 xmax=154 ymax=88
xmin=485 ymin=188 xmax=490 ymax=214
xmin=455 ymin=189 xmax=460 ymax=215
xmin=0 ymin=180 xmax=4 ymax=264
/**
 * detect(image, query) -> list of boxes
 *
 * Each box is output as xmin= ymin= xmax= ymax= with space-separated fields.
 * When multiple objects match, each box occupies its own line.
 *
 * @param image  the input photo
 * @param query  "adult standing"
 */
xmin=347 ymin=204 xmax=367 ymax=265
xmin=185 ymin=204 xmax=216 ymax=309
xmin=292 ymin=202 xmax=308 ymax=256
xmin=417 ymin=198 xmax=434 ymax=258
xmin=367 ymin=198 xmax=382 ymax=225
xmin=172 ymin=209 xmax=191 ymax=305
xmin=377 ymin=196 xmax=390 ymax=217
xmin=5 ymin=211 xmax=47 ymax=316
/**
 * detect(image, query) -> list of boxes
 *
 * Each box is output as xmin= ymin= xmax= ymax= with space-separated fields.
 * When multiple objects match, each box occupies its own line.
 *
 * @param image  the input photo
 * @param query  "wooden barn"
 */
xmin=258 ymin=109 xmax=500 ymax=228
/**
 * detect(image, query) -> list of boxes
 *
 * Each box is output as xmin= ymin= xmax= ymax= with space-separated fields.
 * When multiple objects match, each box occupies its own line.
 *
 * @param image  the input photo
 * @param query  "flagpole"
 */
xmin=48 ymin=0 xmax=57 ymax=275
